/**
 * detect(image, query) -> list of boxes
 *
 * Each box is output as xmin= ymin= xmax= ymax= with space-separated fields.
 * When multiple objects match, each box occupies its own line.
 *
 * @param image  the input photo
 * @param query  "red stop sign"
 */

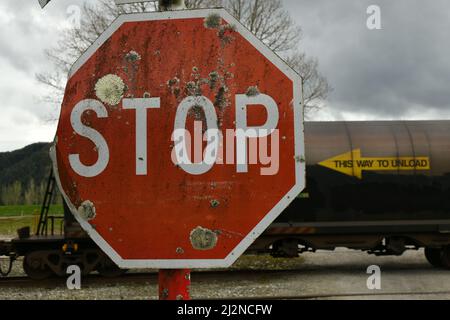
xmin=52 ymin=9 xmax=305 ymax=268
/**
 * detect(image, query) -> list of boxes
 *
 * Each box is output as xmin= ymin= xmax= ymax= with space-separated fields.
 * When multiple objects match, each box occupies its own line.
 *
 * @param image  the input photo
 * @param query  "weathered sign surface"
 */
xmin=52 ymin=9 xmax=305 ymax=268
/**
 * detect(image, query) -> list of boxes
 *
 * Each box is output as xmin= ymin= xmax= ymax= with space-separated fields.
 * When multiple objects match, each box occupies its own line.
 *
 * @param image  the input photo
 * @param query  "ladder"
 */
xmin=36 ymin=170 xmax=56 ymax=236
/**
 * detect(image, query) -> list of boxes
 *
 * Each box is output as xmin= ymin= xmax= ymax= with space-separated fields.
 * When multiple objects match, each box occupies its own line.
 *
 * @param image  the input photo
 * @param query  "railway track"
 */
xmin=247 ymin=291 xmax=450 ymax=300
xmin=1 ymin=250 xmax=449 ymax=300
xmin=1 ymin=269 xmax=450 ymax=300
xmin=2 ymin=272 xmax=450 ymax=300
xmin=0 ymin=269 xmax=298 ymax=287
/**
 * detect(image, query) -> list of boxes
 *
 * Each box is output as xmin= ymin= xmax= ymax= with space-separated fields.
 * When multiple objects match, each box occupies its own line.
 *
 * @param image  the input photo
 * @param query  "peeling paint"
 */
xmin=215 ymin=86 xmax=228 ymax=109
xmin=218 ymin=24 xmax=235 ymax=45
xmin=188 ymin=104 xmax=205 ymax=121
xmin=246 ymin=86 xmax=260 ymax=97
xmin=204 ymin=14 xmax=221 ymax=29
xmin=208 ymin=71 xmax=219 ymax=89
xmin=185 ymin=81 xmax=202 ymax=96
xmin=204 ymin=14 xmax=234 ymax=45
xmin=161 ymin=288 xmax=169 ymax=299
xmin=78 ymin=200 xmax=96 ymax=221
xmin=143 ymin=92 xmax=151 ymax=98
xmin=210 ymin=199 xmax=220 ymax=208
xmin=295 ymin=155 xmax=306 ymax=163
xmin=167 ymin=77 xmax=180 ymax=87
xmin=95 ymin=74 xmax=125 ymax=106
xmin=125 ymin=50 xmax=141 ymax=62
xmin=190 ymin=226 xmax=218 ymax=251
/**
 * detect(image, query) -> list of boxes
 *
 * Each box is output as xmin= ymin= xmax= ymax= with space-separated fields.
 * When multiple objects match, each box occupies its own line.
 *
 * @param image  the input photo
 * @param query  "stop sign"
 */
xmin=51 ymin=9 xmax=305 ymax=268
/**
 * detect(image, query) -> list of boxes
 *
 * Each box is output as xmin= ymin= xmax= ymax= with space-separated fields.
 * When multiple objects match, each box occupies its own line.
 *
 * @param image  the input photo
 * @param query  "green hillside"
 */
xmin=0 ymin=143 xmax=53 ymax=205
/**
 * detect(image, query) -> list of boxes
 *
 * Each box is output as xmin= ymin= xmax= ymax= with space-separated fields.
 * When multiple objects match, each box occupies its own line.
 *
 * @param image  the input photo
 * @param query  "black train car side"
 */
xmin=252 ymin=120 xmax=450 ymax=268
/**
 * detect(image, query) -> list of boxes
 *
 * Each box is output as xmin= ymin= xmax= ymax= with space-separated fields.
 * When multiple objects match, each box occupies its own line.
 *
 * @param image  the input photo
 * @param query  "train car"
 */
xmin=1 ymin=120 xmax=450 ymax=279
xmin=254 ymin=120 xmax=450 ymax=268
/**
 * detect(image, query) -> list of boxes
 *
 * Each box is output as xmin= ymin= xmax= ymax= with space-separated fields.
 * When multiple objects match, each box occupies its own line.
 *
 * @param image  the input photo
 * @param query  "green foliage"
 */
xmin=0 ymin=143 xmax=53 ymax=205
xmin=1 ymin=181 xmax=22 ymax=205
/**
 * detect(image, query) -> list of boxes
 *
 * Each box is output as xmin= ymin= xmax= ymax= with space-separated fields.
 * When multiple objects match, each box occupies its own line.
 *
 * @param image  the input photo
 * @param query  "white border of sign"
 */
xmin=51 ymin=8 xmax=305 ymax=269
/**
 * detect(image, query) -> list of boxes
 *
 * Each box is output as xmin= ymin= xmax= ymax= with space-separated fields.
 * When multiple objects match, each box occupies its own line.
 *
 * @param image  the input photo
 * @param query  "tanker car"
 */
xmin=1 ymin=120 xmax=449 ymax=279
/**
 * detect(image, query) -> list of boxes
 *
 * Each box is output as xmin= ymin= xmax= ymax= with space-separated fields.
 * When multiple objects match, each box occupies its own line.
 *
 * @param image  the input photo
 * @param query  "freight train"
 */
xmin=1 ymin=120 xmax=449 ymax=279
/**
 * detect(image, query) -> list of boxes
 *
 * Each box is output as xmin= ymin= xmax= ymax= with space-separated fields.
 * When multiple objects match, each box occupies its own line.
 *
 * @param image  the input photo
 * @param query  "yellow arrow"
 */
xmin=318 ymin=149 xmax=431 ymax=179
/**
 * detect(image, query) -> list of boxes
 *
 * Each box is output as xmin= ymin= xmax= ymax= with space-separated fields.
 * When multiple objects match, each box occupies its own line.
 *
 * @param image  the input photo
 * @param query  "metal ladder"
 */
xmin=36 ymin=170 xmax=56 ymax=236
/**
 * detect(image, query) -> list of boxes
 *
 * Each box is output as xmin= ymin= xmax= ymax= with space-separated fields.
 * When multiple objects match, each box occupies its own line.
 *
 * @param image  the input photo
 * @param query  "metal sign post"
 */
xmin=159 ymin=269 xmax=191 ymax=300
xmin=157 ymin=0 xmax=190 ymax=301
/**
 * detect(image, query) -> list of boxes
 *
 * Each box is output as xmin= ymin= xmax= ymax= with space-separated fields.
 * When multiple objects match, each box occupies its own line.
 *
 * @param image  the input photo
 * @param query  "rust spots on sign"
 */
xmin=167 ymin=77 xmax=181 ymax=99
xmin=208 ymin=71 xmax=219 ymax=89
xmin=188 ymin=104 xmax=205 ymax=121
xmin=185 ymin=81 xmax=202 ymax=96
xmin=210 ymin=199 xmax=220 ymax=208
xmin=218 ymin=24 xmax=235 ymax=45
xmin=204 ymin=14 xmax=221 ymax=29
xmin=125 ymin=50 xmax=141 ymax=62
xmin=204 ymin=14 xmax=235 ymax=46
xmin=78 ymin=200 xmax=96 ymax=221
xmin=189 ymin=226 xmax=218 ymax=251
xmin=246 ymin=86 xmax=260 ymax=97
xmin=294 ymin=155 xmax=305 ymax=163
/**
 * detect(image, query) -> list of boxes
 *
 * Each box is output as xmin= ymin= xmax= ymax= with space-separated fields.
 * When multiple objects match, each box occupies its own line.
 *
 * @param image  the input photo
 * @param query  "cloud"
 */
xmin=0 ymin=1 xmax=86 ymax=151
xmin=1 ymin=1 xmax=450 ymax=152
xmin=285 ymin=0 xmax=450 ymax=120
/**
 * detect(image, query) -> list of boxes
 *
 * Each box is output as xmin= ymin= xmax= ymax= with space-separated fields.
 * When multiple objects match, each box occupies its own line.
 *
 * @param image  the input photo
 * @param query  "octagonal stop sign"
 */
xmin=52 ymin=9 xmax=305 ymax=269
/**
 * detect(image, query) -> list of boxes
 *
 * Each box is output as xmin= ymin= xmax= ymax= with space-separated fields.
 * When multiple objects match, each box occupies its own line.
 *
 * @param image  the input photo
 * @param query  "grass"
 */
xmin=0 ymin=204 xmax=63 ymax=217
xmin=0 ymin=216 xmax=37 ymax=237
xmin=0 ymin=204 xmax=64 ymax=237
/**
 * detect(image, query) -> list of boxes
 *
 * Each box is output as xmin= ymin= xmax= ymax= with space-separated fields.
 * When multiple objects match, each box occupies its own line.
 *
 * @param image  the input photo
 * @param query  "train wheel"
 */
xmin=424 ymin=247 xmax=443 ymax=268
xmin=440 ymin=246 xmax=450 ymax=269
xmin=23 ymin=252 xmax=53 ymax=280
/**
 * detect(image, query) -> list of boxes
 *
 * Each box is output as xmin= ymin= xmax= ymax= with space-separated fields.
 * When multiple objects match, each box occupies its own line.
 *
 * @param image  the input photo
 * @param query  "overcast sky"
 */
xmin=0 ymin=0 xmax=449 ymax=152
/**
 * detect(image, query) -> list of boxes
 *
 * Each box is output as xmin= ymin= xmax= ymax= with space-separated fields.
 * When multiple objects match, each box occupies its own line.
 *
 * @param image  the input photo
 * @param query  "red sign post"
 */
xmin=52 ymin=9 xmax=304 ymax=299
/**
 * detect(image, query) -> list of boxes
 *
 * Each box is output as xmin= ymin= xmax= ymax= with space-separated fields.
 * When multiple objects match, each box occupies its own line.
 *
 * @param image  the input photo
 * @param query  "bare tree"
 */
xmin=37 ymin=0 xmax=329 ymax=113
xmin=287 ymin=52 xmax=331 ymax=113
xmin=37 ymin=1 xmax=157 ymax=105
